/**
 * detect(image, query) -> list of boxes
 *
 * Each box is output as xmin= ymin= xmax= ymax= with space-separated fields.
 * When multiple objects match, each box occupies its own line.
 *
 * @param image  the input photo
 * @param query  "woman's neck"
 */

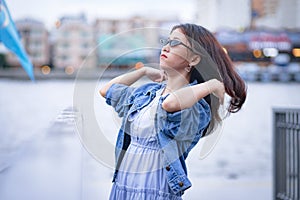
xmin=164 ymin=73 xmax=190 ymax=93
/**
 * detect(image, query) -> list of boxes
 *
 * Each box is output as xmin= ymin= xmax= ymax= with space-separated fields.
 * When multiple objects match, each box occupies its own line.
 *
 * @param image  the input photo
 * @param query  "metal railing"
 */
xmin=273 ymin=108 xmax=300 ymax=200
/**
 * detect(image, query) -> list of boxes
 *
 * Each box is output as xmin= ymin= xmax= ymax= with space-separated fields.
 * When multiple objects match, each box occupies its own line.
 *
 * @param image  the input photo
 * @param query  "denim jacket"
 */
xmin=105 ymin=81 xmax=211 ymax=195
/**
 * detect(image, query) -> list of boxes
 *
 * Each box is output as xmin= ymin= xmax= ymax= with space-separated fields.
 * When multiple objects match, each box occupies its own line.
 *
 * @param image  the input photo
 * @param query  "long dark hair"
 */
xmin=171 ymin=24 xmax=247 ymax=135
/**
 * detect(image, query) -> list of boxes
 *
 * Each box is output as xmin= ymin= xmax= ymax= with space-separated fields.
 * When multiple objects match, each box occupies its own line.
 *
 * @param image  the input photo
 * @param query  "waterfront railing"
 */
xmin=273 ymin=108 xmax=300 ymax=200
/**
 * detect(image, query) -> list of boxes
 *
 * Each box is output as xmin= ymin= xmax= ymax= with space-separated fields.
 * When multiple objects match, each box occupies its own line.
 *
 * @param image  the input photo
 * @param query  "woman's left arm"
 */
xmin=162 ymin=79 xmax=224 ymax=112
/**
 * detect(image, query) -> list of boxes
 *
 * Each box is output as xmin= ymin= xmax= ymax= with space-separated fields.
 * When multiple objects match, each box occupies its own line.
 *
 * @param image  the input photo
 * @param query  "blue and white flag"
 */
xmin=0 ymin=0 xmax=34 ymax=80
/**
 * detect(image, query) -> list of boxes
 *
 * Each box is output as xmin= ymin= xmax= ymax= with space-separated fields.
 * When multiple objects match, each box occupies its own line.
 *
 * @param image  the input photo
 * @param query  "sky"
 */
xmin=7 ymin=0 xmax=196 ymax=29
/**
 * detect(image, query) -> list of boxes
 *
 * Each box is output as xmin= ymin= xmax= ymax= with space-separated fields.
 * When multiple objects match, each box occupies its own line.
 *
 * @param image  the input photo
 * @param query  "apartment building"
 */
xmin=5 ymin=14 xmax=178 ymax=70
xmin=94 ymin=16 xmax=177 ymax=68
xmin=252 ymin=0 xmax=300 ymax=29
xmin=52 ymin=14 xmax=97 ymax=69
xmin=6 ymin=18 xmax=50 ymax=68
xmin=195 ymin=0 xmax=300 ymax=32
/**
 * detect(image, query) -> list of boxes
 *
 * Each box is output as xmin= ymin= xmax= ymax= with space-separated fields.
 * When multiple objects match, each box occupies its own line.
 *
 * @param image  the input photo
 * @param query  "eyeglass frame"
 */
xmin=160 ymin=38 xmax=196 ymax=53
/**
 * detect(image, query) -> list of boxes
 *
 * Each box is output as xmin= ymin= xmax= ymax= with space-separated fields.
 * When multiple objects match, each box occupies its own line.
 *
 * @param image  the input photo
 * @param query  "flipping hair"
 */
xmin=172 ymin=24 xmax=247 ymax=136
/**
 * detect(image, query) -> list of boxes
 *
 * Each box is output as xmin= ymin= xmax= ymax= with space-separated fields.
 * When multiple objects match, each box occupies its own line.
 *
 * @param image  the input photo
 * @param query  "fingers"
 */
xmin=161 ymin=70 xmax=167 ymax=81
xmin=219 ymin=94 xmax=224 ymax=105
xmin=210 ymin=81 xmax=225 ymax=105
xmin=219 ymin=84 xmax=225 ymax=105
xmin=155 ymin=77 xmax=163 ymax=82
xmin=155 ymin=70 xmax=167 ymax=82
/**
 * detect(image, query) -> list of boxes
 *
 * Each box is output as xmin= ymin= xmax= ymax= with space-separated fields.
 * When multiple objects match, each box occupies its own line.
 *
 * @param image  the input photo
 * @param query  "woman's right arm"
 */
xmin=162 ymin=79 xmax=224 ymax=112
xmin=99 ymin=67 xmax=165 ymax=97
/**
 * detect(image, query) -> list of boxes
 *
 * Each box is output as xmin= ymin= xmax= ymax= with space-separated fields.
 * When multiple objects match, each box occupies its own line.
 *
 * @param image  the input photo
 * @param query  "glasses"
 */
xmin=160 ymin=38 xmax=195 ymax=53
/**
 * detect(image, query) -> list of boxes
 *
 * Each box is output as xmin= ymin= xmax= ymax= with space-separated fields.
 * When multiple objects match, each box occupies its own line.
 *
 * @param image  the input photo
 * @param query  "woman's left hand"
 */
xmin=144 ymin=67 xmax=167 ymax=82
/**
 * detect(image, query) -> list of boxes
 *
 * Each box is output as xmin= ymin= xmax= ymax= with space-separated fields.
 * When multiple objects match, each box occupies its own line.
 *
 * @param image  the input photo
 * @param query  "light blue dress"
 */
xmin=109 ymin=89 xmax=182 ymax=200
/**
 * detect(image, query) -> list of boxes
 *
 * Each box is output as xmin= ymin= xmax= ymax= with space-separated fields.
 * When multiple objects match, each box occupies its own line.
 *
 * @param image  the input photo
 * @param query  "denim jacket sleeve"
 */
xmin=105 ymin=83 xmax=135 ymax=118
xmin=156 ymin=96 xmax=211 ymax=194
xmin=156 ymin=95 xmax=211 ymax=142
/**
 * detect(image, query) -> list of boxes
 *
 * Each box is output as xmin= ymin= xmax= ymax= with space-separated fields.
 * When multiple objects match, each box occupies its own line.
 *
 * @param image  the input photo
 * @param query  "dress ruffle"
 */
xmin=109 ymin=182 xmax=182 ymax=200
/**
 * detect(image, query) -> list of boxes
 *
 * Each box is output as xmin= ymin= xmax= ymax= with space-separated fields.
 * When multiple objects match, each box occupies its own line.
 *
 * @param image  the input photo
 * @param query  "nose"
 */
xmin=161 ymin=44 xmax=170 ymax=52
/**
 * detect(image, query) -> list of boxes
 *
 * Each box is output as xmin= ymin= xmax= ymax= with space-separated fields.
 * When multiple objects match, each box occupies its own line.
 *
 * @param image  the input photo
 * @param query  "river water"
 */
xmin=0 ymin=79 xmax=299 ymax=200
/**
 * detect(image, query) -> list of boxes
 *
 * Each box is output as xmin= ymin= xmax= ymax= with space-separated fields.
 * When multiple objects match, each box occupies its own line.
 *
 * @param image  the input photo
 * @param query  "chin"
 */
xmin=159 ymin=61 xmax=169 ymax=70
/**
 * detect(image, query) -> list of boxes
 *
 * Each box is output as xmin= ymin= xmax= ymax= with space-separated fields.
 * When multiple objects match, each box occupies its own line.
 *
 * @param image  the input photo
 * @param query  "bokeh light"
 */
xmin=41 ymin=65 xmax=51 ymax=75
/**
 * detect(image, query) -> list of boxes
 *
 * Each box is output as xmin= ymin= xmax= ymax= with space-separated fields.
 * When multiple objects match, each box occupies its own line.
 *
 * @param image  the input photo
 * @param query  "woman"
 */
xmin=100 ymin=23 xmax=247 ymax=199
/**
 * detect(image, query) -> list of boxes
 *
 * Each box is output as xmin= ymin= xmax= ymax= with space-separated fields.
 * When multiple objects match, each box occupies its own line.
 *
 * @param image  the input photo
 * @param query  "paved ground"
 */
xmin=0 ymin=109 xmax=272 ymax=200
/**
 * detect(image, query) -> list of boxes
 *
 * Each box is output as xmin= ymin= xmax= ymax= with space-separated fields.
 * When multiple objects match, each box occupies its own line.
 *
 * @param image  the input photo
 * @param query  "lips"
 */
xmin=161 ymin=54 xmax=167 ymax=58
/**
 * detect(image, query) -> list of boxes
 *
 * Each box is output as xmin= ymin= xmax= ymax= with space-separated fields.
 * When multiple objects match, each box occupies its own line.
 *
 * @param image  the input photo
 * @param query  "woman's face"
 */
xmin=159 ymin=28 xmax=192 ymax=73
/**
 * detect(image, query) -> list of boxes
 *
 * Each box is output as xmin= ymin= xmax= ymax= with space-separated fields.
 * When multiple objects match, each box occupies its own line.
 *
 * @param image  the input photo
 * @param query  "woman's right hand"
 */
xmin=144 ymin=67 xmax=167 ymax=82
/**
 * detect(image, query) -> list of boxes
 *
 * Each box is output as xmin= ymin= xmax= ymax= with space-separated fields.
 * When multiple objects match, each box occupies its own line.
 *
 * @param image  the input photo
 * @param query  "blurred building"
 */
xmin=251 ymin=0 xmax=300 ymax=29
xmin=52 ymin=14 xmax=97 ymax=69
xmin=195 ymin=0 xmax=251 ymax=32
xmin=195 ymin=0 xmax=300 ymax=32
xmin=94 ymin=16 xmax=177 ymax=68
xmin=6 ymin=18 xmax=50 ymax=68
xmin=199 ymin=0 xmax=300 ymax=66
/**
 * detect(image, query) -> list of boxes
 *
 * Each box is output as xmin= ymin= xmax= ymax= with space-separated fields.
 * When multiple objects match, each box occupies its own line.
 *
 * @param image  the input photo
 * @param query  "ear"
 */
xmin=189 ymin=55 xmax=201 ymax=66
